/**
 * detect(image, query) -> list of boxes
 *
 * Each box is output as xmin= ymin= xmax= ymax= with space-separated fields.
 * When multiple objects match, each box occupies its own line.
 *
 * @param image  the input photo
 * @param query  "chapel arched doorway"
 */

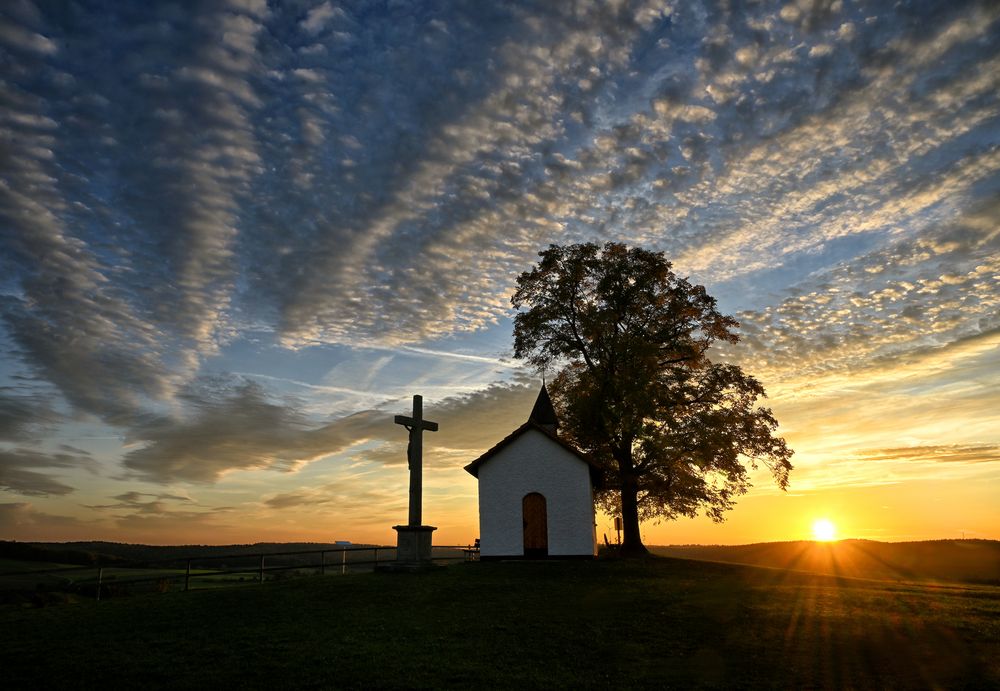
xmin=522 ymin=492 xmax=548 ymax=558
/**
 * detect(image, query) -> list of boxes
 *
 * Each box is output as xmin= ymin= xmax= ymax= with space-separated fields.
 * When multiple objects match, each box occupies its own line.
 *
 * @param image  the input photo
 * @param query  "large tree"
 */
xmin=512 ymin=242 xmax=793 ymax=556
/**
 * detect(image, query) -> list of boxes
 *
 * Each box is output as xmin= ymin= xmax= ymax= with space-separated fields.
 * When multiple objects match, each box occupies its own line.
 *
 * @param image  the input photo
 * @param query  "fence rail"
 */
xmin=0 ymin=544 xmax=479 ymax=601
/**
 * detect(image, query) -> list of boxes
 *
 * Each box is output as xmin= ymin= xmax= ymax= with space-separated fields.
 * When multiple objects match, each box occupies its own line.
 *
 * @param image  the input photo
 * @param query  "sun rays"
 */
xmin=812 ymin=519 xmax=838 ymax=542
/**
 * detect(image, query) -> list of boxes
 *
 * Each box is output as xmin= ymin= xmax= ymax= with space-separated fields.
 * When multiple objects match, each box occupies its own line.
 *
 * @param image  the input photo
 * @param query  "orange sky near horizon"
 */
xmin=5 ymin=327 xmax=999 ymax=547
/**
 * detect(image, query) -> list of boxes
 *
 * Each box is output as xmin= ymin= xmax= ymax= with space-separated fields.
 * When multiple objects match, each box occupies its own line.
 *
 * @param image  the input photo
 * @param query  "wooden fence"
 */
xmin=0 ymin=544 xmax=479 ymax=601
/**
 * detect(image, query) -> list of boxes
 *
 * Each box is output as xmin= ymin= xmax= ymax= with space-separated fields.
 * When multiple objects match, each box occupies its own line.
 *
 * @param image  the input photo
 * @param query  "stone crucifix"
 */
xmin=394 ymin=394 xmax=438 ymax=527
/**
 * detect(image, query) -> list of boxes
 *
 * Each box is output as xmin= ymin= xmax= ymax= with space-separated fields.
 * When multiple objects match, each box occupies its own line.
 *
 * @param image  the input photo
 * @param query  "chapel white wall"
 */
xmin=477 ymin=429 xmax=595 ymax=557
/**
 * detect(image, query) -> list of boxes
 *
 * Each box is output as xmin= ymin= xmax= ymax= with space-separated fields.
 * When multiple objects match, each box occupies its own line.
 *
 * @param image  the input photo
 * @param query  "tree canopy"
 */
xmin=512 ymin=242 xmax=793 ymax=556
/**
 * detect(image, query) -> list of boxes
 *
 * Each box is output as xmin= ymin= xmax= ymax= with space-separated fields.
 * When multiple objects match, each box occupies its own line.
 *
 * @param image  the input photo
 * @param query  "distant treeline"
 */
xmin=651 ymin=539 xmax=1000 ymax=585
xmin=0 ymin=541 xmax=127 ymax=567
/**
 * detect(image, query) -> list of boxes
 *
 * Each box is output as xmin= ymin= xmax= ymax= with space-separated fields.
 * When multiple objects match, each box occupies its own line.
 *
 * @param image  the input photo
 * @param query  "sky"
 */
xmin=1 ymin=0 xmax=998 ymax=547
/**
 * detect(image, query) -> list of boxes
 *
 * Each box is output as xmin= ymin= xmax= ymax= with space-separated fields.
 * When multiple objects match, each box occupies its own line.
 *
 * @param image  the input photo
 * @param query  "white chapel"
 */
xmin=464 ymin=385 xmax=600 ymax=560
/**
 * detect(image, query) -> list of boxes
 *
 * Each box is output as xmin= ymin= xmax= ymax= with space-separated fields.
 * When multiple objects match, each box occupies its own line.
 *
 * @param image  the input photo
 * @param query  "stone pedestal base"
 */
xmin=392 ymin=525 xmax=436 ymax=568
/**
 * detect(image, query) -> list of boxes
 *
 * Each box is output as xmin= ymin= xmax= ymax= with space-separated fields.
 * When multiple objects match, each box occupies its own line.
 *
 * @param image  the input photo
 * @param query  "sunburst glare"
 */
xmin=812 ymin=519 xmax=837 ymax=542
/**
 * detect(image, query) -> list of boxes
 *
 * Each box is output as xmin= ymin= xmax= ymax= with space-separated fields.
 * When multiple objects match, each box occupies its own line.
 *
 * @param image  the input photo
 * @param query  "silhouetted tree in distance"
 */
xmin=512 ymin=242 xmax=793 ymax=556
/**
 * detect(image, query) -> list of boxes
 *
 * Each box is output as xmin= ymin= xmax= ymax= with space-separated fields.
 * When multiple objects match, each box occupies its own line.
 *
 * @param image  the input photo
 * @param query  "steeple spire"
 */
xmin=529 ymin=383 xmax=559 ymax=434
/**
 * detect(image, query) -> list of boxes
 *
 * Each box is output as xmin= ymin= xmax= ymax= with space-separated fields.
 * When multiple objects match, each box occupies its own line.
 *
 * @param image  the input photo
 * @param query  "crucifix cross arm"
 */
xmin=393 ymin=415 xmax=439 ymax=432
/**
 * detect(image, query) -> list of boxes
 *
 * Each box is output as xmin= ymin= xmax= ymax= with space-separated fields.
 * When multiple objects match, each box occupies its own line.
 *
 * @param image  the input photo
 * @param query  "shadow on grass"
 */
xmin=1 ymin=558 xmax=997 ymax=689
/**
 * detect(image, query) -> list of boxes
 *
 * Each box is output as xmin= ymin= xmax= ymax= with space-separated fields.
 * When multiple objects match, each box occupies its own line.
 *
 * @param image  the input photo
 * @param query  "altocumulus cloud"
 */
xmin=0 ymin=0 xmax=997 ymax=511
xmin=730 ymin=196 xmax=1000 ymax=383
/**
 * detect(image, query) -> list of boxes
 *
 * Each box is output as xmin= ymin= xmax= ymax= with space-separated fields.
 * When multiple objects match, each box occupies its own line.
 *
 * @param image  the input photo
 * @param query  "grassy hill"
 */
xmin=651 ymin=539 xmax=1000 ymax=584
xmin=2 ymin=557 xmax=997 ymax=689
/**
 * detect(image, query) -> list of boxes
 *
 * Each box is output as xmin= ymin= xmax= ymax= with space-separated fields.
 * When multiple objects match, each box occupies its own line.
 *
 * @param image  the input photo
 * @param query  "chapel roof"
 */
xmin=528 ymin=383 xmax=559 ymax=431
xmin=463 ymin=386 xmax=602 ymax=486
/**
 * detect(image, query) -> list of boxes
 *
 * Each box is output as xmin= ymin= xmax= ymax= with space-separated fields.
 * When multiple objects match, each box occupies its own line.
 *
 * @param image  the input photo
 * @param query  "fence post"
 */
xmin=320 ymin=551 xmax=326 ymax=576
xmin=185 ymin=559 xmax=191 ymax=591
xmin=341 ymin=549 xmax=346 ymax=576
xmin=96 ymin=566 xmax=103 ymax=601
xmin=259 ymin=554 xmax=265 ymax=583
xmin=374 ymin=547 xmax=378 ymax=568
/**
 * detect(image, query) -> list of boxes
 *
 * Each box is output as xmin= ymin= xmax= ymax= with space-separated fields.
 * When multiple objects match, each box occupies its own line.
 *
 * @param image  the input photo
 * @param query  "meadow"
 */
xmin=0 ymin=542 xmax=444 ymax=603
xmin=3 ymin=556 xmax=998 ymax=689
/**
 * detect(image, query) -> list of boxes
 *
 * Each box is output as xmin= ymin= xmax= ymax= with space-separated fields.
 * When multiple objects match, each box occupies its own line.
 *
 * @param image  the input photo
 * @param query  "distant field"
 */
xmin=0 ymin=558 xmax=91 ymax=593
xmin=0 ymin=544 xmax=471 ymax=604
xmin=0 ymin=560 xmax=306 ymax=601
xmin=0 ymin=558 xmax=77 ymax=572
xmin=2 ymin=557 xmax=998 ymax=689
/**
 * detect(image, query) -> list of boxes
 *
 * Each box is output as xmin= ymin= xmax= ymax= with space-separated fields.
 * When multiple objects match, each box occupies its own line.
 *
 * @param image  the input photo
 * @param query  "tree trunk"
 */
xmin=619 ymin=472 xmax=648 ymax=557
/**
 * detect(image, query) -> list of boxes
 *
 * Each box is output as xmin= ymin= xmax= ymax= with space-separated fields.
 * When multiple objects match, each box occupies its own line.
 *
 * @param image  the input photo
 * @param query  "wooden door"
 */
xmin=522 ymin=492 xmax=548 ymax=558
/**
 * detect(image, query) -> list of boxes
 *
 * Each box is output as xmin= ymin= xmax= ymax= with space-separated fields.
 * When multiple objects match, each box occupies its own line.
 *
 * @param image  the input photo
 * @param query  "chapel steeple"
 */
xmin=528 ymin=383 xmax=559 ymax=434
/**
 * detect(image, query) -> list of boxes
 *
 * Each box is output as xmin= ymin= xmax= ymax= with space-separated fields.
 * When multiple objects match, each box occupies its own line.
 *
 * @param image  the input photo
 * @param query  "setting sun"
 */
xmin=812 ymin=519 xmax=837 ymax=542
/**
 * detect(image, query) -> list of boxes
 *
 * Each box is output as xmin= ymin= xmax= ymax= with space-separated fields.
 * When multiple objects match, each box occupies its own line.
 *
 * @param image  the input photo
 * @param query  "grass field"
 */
xmin=3 ymin=556 xmax=998 ymax=689
xmin=0 ymin=557 xmax=219 ymax=599
xmin=0 ymin=547 xmax=407 ymax=599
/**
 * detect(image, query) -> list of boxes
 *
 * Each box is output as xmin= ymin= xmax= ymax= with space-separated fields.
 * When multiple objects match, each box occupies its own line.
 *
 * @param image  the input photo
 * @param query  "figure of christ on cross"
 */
xmin=394 ymin=394 xmax=438 ymax=527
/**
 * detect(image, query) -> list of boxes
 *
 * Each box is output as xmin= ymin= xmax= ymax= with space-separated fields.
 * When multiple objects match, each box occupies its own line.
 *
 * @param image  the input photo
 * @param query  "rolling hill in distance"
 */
xmin=652 ymin=539 xmax=1000 ymax=585
xmin=4 ymin=538 xmax=998 ymax=585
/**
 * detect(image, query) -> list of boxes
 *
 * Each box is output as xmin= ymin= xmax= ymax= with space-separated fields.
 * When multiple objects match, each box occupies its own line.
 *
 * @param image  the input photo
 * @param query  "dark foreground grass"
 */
xmin=3 ymin=557 xmax=998 ymax=689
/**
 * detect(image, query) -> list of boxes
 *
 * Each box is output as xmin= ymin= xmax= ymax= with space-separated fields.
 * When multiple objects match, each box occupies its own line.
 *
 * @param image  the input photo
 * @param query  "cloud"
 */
xmin=0 ymin=0 xmax=277 ymax=431
xmin=121 ymin=374 xmax=542 ymax=484
xmin=0 ymin=10 xmax=58 ymax=55
xmin=0 ymin=446 xmax=94 ymax=496
xmin=0 ymin=502 xmax=91 ymax=538
xmin=78 ymin=489 xmax=236 ymax=540
xmin=264 ymin=1 xmax=670 ymax=347
xmin=86 ymin=490 xmax=195 ymax=513
xmin=726 ymin=196 xmax=1000 ymax=384
xmin=121 ymin=378 xmax=384 ymax=483
xmin=298 ymin=1 xmax=343 ymax=36
xmin=1 ymin=0 xmax=998 ymax=531
xmin=0 ymin=8 xmax=176 ymax=423
xmin=105 ymin=2 xmax=269 ymax=357
xmin=263 ymin=489 xmax=333 ymax=509
xmin=5 ymin=0 xmax=998 ymax=420
xmin=422 ymin=377 xmax=540 ymax=454
xmin=263 ymin=486 xmax=402 ymax=517
xmin=856 ymin=444 xmax=1000 ymax=464
xmin=342 ymin=376 xmax=544 ymax=469
xmin=85 ymin=490 xmax=208 ymax=521
xmin=0 ymin=390 xmax=59 ymax=441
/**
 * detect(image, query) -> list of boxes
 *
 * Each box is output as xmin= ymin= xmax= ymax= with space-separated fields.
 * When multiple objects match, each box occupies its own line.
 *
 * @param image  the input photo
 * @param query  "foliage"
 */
xmin=0 ymin=541 xmax=114 ymax=566
xmin=512 ymin=242 xmax=793 ymax=553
